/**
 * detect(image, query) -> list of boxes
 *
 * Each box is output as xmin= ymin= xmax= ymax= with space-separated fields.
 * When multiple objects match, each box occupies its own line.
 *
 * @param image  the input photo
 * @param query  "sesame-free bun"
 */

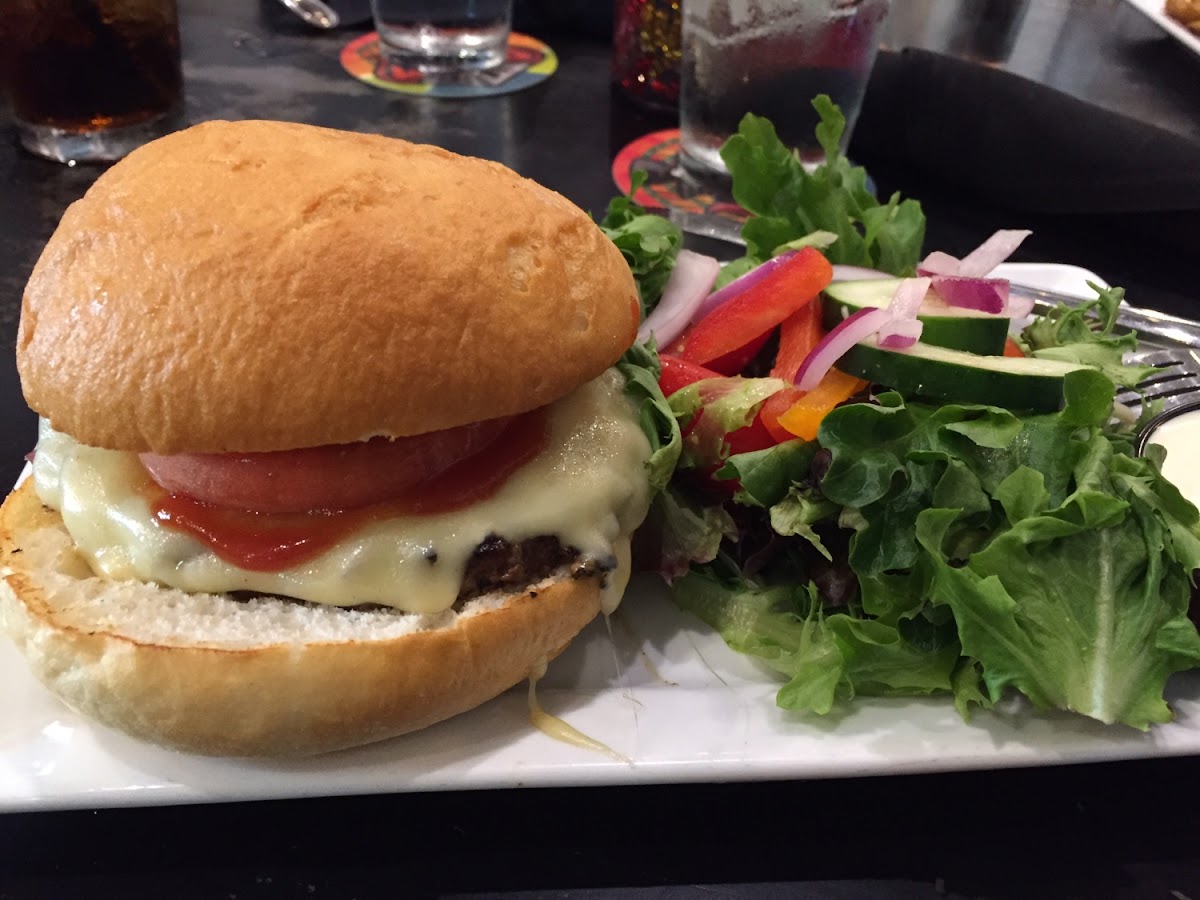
xmin=17 ymin=120 xmax=639 ymax=454
xmin=0 ymin=478 xmax=602 ymax=757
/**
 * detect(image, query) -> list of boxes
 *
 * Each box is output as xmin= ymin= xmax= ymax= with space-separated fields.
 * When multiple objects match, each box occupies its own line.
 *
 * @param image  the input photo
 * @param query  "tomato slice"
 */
xmin=141 ymin=416 xmax=513 ymax=514
xmin=1003 ymin=336 xmax=1025 ymax=358
xmin=677 ymin=247 xmax=833 ymax=366
xmin=149 ymin=410 xmax=550 ymax=572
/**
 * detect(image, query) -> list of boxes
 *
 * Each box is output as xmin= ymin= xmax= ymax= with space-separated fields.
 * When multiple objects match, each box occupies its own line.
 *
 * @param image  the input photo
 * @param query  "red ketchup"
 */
xmin=149 ymin=409 xmax=549 ymax=572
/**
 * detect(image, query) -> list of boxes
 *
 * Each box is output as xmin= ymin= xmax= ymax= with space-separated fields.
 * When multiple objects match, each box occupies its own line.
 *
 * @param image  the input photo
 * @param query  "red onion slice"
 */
xmin=1006 ymin=292 xmax=1036 ymax=321
xmin=797 ymin=277 xmax=932 ymax=389
xmin=689 ymin=249 xmax=799 ymax=325
xmin=930 ymin=276 xmax=1009 ymax=313
xmin=876 ymin=277 xmax=930 ymax=347
xmin=888 ymin=276 xmax=932 ymax=318
xmin=637 ymin=249 xmax=721 ymax=347
xmin=957 ymin=229 xmax=1032 ymax=277
xmin=878 ymin=319 xmax=923 ymax=349
xmin=796 ymin=307 xmax=890 ymax=391
xmin=916 ymin=251 xmax=961 ymax=277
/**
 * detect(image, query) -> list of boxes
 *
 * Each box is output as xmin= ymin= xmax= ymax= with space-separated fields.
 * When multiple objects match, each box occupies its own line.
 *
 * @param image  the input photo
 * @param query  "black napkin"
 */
xmin=849 ymin=48 xmax=1200 ymax=252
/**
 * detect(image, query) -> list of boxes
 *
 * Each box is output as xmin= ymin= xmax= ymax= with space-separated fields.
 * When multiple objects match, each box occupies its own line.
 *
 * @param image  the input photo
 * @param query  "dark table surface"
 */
xmin=2 ymin=1 xmax=1200 ymax=897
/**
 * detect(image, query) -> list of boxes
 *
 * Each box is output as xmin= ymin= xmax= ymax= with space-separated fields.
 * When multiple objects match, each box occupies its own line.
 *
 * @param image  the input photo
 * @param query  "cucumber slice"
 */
xmin=837 ymin=337 xmax=1094 ymax=412
xmin=823 ymin=279 xmax=1010 ymax=355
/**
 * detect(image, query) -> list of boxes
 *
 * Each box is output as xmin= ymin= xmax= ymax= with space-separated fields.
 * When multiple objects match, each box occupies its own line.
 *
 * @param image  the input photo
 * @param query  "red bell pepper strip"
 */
xmin=724 ymin=413 xmax=779 ymax=455
xmin=758 ymin=387 xmax=805 ymax=444
xmin=770 ymin=300 xmax=824 ymax=381
xmin=677 ymin=247 xmax=833 ymax=367
xmin=658 ymin=354 xmax=721 ymax=398
xmin=658 ymin=354 xmax=780 ymax=457
xmin=706 ymin=330 xmax=773 ymax=376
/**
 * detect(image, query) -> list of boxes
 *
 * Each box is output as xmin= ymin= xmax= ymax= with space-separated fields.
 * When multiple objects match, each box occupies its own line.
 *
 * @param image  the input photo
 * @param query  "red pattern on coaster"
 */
xmin=341 ymin=32 xmax=557 ymax=98
xmin=611 ymin=128 xmax=749 ymax=224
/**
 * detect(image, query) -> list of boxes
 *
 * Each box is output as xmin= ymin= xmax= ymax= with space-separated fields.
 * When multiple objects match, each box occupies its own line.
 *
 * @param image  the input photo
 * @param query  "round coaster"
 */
xmin=610 ymin=128 xmax=749 ymax=225
xmin=341 ymin=32 xmax=557 ymax=97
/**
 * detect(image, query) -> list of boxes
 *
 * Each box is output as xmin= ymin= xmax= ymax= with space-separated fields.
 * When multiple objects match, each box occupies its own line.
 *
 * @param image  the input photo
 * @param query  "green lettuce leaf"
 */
xmin=719 ymin=98 xmax=925 ymax=276
xmin=913 ymin=432 xmax=1200 ymax=729
xmin=669 ymin=376 xmax=786 ymax=470
xmin=674 ymin=567 xmax=959 ymax=714
xmin=617 ymin=341 xmax=681 ymax=492
xmin=673 ymin=384 xmax=1200 ymax=727
xmin=1022 ymin=283 xmax=1158 ymax=390
xmin=716 ymin=439 xmax=819 ymax=508
xmin=599 ymin=171 xmax=683 ymax=318
xmin=647 ymin=488 xmax=737 ymax=582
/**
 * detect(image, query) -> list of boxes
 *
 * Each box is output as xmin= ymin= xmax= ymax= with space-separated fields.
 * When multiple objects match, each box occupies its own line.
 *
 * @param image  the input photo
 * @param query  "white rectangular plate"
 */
xmin=1122 ymin=0 xmax=1200 ymax=57
xmin=2 ymin=263 xmax=1198 ymax=814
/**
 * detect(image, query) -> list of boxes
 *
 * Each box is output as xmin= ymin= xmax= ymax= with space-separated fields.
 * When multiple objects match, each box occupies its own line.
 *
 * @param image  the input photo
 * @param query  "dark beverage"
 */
xmin=1 ymin=0 xmax=183 ymax=161
xmin=681 ymin=63 xmax=868 ymax=171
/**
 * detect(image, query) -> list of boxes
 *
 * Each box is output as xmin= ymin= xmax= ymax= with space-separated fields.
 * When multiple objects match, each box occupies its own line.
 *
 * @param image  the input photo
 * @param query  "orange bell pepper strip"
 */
xmin=677 ymin=247 xmax=833 ymax=367
xmin=777 ymin=368 xmax=868 ymax=441
xmin=752 ymin=300 xmax=827 ymax=443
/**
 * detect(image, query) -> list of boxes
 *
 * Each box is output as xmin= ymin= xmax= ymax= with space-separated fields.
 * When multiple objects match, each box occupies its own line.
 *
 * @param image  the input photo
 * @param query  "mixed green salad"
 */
xmin=603 ymin=98 xmax=1200 ymax=731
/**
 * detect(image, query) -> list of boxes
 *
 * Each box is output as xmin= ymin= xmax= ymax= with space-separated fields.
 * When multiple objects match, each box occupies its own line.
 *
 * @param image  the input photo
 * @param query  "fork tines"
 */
xmin=1116 ymin=348 xmax=1200 ymax=411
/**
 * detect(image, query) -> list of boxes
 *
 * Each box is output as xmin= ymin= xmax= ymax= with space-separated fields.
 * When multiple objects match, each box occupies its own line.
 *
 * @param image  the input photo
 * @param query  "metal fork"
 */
xmin=1116 ymin=347 xmax=1200 ymax=414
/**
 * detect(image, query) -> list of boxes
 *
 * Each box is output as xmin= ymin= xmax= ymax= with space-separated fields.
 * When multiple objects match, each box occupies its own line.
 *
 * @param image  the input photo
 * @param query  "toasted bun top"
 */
xmin=17 ymin=120 xmax=639 ymax=453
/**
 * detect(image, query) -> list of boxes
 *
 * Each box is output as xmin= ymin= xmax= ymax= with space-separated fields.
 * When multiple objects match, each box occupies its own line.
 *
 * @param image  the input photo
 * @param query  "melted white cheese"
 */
xmin=32 ymin=371 xmax=652 ymax=615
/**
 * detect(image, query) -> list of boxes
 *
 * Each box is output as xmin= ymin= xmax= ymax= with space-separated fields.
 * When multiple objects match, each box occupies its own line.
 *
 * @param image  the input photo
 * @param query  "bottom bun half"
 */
xmin=0 ymin=479 xmax=602 ymax=757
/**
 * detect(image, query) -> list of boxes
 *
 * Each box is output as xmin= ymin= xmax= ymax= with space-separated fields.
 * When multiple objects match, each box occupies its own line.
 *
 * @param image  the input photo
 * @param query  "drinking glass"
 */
xmin=679 ymin=0 xmax=890 ymax=177
xmin=370 ymin=0 xmax=514 ymax=72
xmin=1 ymin=0 xmax=184 ymax=164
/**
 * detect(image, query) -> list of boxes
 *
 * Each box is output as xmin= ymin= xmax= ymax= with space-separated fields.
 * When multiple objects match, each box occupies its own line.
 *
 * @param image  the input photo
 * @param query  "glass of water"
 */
xmin=679 ymin=0 xmax=890 ymax=178
xmin=370 ymin=0 xmax=514 ymax=72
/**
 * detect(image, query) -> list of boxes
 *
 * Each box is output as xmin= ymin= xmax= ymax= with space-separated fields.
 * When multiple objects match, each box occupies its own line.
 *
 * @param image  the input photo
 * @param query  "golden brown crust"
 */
xmin=0 ymin=479 xmax=601 ymax=757
xmin=18 ymin=120 xmax=639 ymax=453
xmin=1165 ymin=0 xmax=1200 ymax=30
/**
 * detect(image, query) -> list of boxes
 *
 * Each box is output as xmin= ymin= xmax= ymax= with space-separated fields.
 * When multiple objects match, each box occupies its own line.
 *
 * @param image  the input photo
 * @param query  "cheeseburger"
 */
xmin=0 ymin=120 xmax=655 ymax=757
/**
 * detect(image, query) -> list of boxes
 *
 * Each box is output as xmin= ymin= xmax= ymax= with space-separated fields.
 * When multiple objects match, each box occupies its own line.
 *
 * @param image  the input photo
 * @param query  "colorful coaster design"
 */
xmin=341 ymin=32 xmax=557 ymax=97
xmin=610 ymin=128 xmax=749 ymax=225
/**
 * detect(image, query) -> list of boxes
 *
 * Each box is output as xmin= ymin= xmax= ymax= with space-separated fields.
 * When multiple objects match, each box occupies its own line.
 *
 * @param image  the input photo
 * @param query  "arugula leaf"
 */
xmin=719 ymin=98 xmax=925 ymax=276
xmin=599 ymin=171 xmax=684 ymax=319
